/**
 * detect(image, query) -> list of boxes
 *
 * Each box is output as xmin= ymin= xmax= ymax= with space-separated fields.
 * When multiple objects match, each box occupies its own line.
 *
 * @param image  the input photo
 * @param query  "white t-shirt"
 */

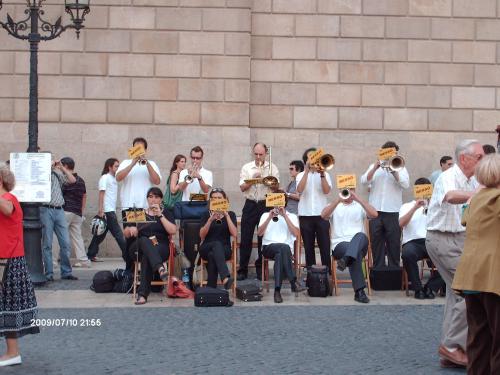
xmin=179 ymin=167 xmax=213 ymax=201
xmin=116 ymin=159 xmax=162 ymax=209
xmin=330 ymin=201 xmax=366 ymax=251
xmin=98 ymin=173 xmax=118 ymax=213
xmin=399 ymin=200 xmax=427 ymax=245
xmin=259 ymin=212 xmax=299 ymax=250
xmin=296 ymin=171 xmax=332 ymax=216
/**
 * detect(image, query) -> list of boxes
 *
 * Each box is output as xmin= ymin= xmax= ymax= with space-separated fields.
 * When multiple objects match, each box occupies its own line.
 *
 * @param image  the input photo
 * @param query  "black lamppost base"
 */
xmin=22 ymin=202 xmax=47 ymax=285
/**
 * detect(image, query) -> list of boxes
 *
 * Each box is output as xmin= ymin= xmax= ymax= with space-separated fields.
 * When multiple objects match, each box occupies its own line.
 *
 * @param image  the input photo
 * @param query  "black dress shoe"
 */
xmin=274 ymin=290 xmax=283 ymax=303
xmin=354 ymin=289 xmax=370 ymax=303
xmin=291 ymin=280 xmax=306 ymax=296
xmin=223 ymin=276 xmax=234 ymax=290
xmin=226 ymin=300 xmax=234 ymax=307
xmin=424 ymin=287 xmax=435 ymax=299
xmin=237 ymin=272 xmax=247 ymax=281
xmin=336 ymin=257 xmax=347 ymax=271
xmin=414 ymin=289 xmax=426 ymax=299
xmin=61 ymin=275 xmax=78 ymax=280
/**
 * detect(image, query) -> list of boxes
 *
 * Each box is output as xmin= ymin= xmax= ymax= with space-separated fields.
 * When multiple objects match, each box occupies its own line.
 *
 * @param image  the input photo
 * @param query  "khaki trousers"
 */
xmin=64 ymin=211 xmax=89 ymax=262
xmin=425 ymin=230 xmax=467 ymax=350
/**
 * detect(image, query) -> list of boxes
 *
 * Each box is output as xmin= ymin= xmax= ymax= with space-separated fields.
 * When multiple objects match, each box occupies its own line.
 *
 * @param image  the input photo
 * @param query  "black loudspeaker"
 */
xmin=369 ymin=266 xmax=402 ymax=291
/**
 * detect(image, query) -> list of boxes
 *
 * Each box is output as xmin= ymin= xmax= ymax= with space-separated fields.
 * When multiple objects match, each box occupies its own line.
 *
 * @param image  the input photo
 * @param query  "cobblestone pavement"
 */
xmin=3 ymin=306 xmax=463 ymax=375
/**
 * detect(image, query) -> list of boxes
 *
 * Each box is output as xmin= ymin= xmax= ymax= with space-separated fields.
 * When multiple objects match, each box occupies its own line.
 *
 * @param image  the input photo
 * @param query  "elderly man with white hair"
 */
xmin=425 ymin=139 xmax=485 ymax=369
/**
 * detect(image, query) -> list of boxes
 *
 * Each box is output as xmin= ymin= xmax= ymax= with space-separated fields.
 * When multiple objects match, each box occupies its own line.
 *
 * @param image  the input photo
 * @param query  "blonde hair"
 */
xmin=0 ymin=163 xmax=16 ymax=192
xmin=475 ymin=154 xmax=500 ymax=188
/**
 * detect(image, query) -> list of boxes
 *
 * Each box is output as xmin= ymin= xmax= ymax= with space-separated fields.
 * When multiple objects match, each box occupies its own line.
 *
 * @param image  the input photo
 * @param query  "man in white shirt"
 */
xmin=426 ymin=139 xmax=484 ymax=368
xmin=258 ymin=200 xmax=305 ymax=303
xmin=361 ymin=141 xmax=410 ymax=268
xmin=87 ymin=158 xmax=127 ymax=263
xmin=321 ymin=189 xmax=377 ymax=303
xmin=178 ymin=146 xmax=213 ymax=201
xmin=116 ymin=137 xmax=162 ymax=269
xmin=237 ymin=143 xmax=279 ymax=281
xmin=297 ymin=147 xmax=332 ymax=271
xmin=399 ymin=177 xmax=443 ymax=300
xmin=429 ymin=156 xmax=454 ymax=185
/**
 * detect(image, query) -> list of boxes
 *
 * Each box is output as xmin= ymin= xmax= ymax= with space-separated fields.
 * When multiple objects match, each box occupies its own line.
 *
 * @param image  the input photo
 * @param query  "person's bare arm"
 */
xmin=0 ymin=197 xmax=14 ymax=216
xmin=98 ymin=190 xmax=105 ymax=217
xmin=352 ymin=192 xmax=378 ymax=219
xmin=116 ymin=158 xmax=138 ymax=182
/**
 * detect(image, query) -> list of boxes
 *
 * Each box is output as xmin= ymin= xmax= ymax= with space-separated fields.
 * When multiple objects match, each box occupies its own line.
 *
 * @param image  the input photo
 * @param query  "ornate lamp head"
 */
xmin=65 ymin=0 xmax=90 ymax=37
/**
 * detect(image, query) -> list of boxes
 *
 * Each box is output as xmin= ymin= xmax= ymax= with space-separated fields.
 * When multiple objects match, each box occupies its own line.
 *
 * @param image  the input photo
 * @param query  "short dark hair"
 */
xmin=483 ymin=144 xmax=496 ymax=155
xmin=60 ymin=157 xmax=75 ymax=170
xmin=102 ymin=158 xmax=119 ymax=175
xmin=146 ymin=187 xmax=163 ymax=199
xmin=439 ymin=156 xmax=453 ymax=166
xmin=302 ymin=147 xmax=316 ymax=164
xmin=210 ymin=188 xmax=227 ymax=200
xmin=382 ymin=141 xmax=399 ymax=152
xmin=191 ymin=146 xmax=204 ymax=157
xmin=290 ymin=160 xmax=304 ymax=172
xmin=253 ymin=142 xmax=268 ymax=153
xmin=133 ymin=137 xmax=148 ymax=150
xmin=414 ymin=177 xmax=431 ymax=185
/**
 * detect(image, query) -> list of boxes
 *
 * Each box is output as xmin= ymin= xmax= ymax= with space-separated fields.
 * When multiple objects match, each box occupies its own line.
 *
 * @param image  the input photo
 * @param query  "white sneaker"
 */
xmin=73 ymin=262 xmax=91 ymax=268
xmin=0 ymin=355 xmax=22 ymax=367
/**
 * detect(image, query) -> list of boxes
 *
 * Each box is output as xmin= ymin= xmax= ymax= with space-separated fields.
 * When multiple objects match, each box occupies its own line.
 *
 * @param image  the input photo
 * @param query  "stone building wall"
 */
xmin=0 ymin=0 xmax=497 ymax=255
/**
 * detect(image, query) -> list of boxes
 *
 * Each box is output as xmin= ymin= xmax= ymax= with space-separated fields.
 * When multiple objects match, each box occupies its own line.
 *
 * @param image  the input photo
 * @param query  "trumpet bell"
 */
xmin=262 ymin=175 xmax=279 ymax=187
xmin=139 ymin=159 xmax=148 ymax=165
xmin=317 ymin=154 xmax=335 ymax=171
xmin=184 ymin=175 xmax=194 ymax=184
xmin=339 ymin=189 xmax=350 ymax=200
xmin=389 ymin=155 xmax=405 ymax=172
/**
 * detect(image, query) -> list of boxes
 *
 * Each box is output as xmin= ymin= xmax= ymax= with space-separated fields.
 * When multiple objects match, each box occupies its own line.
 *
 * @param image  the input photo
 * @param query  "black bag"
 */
xmin=369 ymin=266 xmax=402 ymax=291
xmin=112 ymin=269 xmax=133 ymax=293
xmin=306 ymin=265 xmax=330 ymax=297
xmin=174 ymin=201 xmax=208 ymax=220
xmin=236 ymin=284 xmax=263 ymax=302
xmin=194 ymin=287 xmax=230 ymax=307
xmin=91 ymin=271 xmax=115 ymax=293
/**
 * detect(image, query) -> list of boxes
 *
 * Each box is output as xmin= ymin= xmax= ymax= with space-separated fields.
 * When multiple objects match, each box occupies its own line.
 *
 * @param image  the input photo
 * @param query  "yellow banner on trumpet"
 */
xmin=266 ymin=193 xmax=286 ymax=208
xmin=414 ymin=184 xmax=433 ymax=199
xmin=308 ymin=148 xmax=325 ymax=165
xmin=210 ymin=198 xmax=229 ymax=211
xmin=336 ymin=174 xmax=357 ymax=189
xmin=378 ymin=147 xmax=397 ymax=161
xmin=128 ymin=144 xmax=146 ymax=159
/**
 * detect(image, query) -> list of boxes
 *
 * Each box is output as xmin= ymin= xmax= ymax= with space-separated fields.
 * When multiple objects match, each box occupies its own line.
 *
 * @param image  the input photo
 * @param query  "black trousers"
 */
xmin=299 ymin=216 xmax=331 ymax=271
xmin=238 ymin=199 xmax=268 ymax=275
xmin=121 ymin=209 xmax=139 ymax=271
xmin=333 ymin=232 xmax=368 ymax=291
xmin=87 ymin=211 xmax=127 ymax=259
xmin=199 ymin=241 xmax=231 ymax=288
xmin=368 ymin=211 xmax=401 ymax=268
xmin=402 ymin=238 xmax=444 ymax=292
xmin=262 ymin=243 xmax=296 ymax=289
xmin=133 ymin=236 xmax=169 ymax=299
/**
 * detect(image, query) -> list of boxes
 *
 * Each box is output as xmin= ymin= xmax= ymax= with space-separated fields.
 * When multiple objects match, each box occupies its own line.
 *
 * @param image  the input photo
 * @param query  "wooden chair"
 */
xmin=199 ymin=236 xmax=238 ymax=295
xmin=401 ymin=257 xmax=436 ymax=296
xmin=330 ymin=219 xmax=372 ymax=296
xmin=132 ymin=236 xmax=175 ymax=300
xmin=261 ymin=238 xmax=302 ymax=293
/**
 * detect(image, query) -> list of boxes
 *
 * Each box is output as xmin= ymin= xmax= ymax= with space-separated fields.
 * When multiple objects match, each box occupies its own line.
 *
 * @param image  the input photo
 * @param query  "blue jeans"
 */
xmin=40 ymin=207 xmax=73 ymax=278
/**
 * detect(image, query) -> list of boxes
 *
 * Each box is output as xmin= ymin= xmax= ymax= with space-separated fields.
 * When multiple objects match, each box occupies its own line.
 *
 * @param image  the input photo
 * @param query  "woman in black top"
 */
xmin=199 ymin=188 xmax=238 ymax=289
xmin=124 ymin=187 xmax=176 ymax=305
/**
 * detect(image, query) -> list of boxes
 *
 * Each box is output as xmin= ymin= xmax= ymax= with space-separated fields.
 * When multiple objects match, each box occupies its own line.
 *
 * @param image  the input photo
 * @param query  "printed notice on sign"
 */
xmin=9 ymin=153 xmax=51 ymax=203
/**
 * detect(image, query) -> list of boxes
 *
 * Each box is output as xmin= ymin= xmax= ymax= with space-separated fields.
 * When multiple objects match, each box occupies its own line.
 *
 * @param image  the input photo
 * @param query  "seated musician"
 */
xmin=124 ymin=187 xmax=176 ymax=305
xmin=400 ymin=177 xmax=444 ymax=299
xmin=321 ymin=188 xmax=378 ymax=304
xmin=199 ymin=188 xmax=237 ymax=289
xmin=257 ymin=191 xmax=305 ymax=303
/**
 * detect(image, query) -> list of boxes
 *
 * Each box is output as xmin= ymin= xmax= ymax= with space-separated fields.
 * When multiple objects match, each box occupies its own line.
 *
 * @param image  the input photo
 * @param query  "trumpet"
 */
xmin=271 ymin=207 xmax=280 ymax=222
xmin=339 ymin=188 xmax=350 ymax=200
xmin=381 ymin=155 xmax=405 ymax=172
xmin=262 ymin=146 xmax=279 ymax=187
xmin=184 ymin=163 xmax=200 ymax=184
xmin=184 ymin=174 xmax=194 ymax=184
xmin=210 ymin=211 xmax=224 ymax=224
xmin=310 ymin=150 xmax=335 ymax=172
xmin=139 ymin=158 xmax=148 ymax=165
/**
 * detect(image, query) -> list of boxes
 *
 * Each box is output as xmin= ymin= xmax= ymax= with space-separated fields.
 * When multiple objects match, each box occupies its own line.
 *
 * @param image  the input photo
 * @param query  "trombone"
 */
xmin=261 ymin=146 xmax=279 ymax=187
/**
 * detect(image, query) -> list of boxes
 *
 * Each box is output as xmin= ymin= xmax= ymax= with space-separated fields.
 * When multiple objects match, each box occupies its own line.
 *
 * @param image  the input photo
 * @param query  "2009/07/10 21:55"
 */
xmin=30 ymin=318 xmax=102 ymax=327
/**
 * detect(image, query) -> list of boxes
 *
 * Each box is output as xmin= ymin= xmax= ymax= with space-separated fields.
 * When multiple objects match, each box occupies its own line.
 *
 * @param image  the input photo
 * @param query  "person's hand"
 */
xmin=415 ymin=199 xmax=426 ymax=208
xmin=374 ymin=160 xmax=381 ymax=170
xmin=350 ymin=190 xmax=359 ymax=202
xmin=252 ymin=171 xmax=262 ymax=178
xmin=131 ymin=156 xmax=140 ymax=166
xmin=98 ymin=209 xmax=104 ymax=218
xmin=278 ymin=207 xmax=286 ymax=216
xmin=151 ymin=204 xmax=162 ymax=216
xmin=124 ymin=227 xmax=138 ymax=238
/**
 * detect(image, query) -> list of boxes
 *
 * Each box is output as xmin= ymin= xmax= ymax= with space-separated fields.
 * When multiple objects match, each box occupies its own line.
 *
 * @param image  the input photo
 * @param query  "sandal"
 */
xmin=134 ymin=296 xmax=147 ymax=305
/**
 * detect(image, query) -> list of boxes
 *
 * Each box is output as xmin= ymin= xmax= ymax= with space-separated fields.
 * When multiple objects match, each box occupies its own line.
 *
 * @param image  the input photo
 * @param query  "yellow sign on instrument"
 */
xmin=266 ymin=193 xmax=286 ymax=207
xmin=378 ymin=147 xmax=397 ymax=161
xmin=308 ymin=148 xmax=325 ymax=165
xmin=210 ymin=198 xmax=229 ymax=212
xmin=414 ymin=184 xmax=433 ymax=199
xmin=128 ymin=144 xmax=146 ymax=159
xmin=336 ymin=174 xmax=357 ymax=189
xmin=125 ymin=209 xmax=146 ymax=223
xmin=190 ymin=193 xmax=207 ymax=202
xmin=244 ymin=178 xmax=262 ymax=185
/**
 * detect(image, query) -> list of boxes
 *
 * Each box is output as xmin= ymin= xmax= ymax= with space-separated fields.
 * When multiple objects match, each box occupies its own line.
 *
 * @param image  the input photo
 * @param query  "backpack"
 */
xmin=91 ymin=271 xmax=115 ymax=293
xmin=306 ymin=265 xmax=330 ymax=297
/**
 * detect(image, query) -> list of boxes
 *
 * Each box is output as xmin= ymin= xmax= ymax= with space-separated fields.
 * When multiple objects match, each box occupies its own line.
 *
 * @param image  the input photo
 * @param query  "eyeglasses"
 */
xmin=191 ymin=156 xmax=202 ymax=160
xmin=211 ymin=188 xmax=224 ymax=193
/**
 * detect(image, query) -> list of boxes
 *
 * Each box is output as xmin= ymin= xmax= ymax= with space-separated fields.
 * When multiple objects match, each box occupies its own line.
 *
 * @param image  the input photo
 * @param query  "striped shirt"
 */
xmin=49 ymin=169 xmax=68 ymax=207
xmin=63 ymin=174 xmax=86 ymax=216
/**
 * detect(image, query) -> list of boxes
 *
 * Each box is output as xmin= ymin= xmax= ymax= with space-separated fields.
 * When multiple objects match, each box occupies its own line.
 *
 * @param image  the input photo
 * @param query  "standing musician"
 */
xmin=178 ymin=146 xmax=213 ymax=201
xmin=237 ymin=143 xmax=279 ymax=281
xmin=285 ymin=160 xmax=303 ymax=215
xmin=361 ymin=141 xmax=409 ymax=268
xmin=297 ymin=147 xmax=332 ymax=271
xmin=116 ymin=137 xmax=162 ymax=270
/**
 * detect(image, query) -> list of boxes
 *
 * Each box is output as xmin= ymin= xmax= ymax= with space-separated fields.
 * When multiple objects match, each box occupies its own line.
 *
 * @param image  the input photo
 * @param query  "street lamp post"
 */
xmin=0 ymin=0 xmax=90 ymax=284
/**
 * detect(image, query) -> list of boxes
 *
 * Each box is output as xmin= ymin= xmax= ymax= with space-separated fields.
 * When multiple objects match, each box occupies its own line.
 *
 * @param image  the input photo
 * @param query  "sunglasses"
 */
xmin=191 ymin=156 xmax=202 ymax=160
xmin=211 ymin=188 xmax=224 ymax=193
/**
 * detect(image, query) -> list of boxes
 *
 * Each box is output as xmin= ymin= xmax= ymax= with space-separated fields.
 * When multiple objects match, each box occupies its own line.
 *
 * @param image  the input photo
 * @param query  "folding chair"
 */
xmin=261 ymin=238 xmax=302 ymax=293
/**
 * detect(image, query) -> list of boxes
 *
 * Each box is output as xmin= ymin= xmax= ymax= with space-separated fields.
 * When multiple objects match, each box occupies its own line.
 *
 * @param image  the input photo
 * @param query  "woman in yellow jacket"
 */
xmin=453 ymin=154 xmax=500 ymax=375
